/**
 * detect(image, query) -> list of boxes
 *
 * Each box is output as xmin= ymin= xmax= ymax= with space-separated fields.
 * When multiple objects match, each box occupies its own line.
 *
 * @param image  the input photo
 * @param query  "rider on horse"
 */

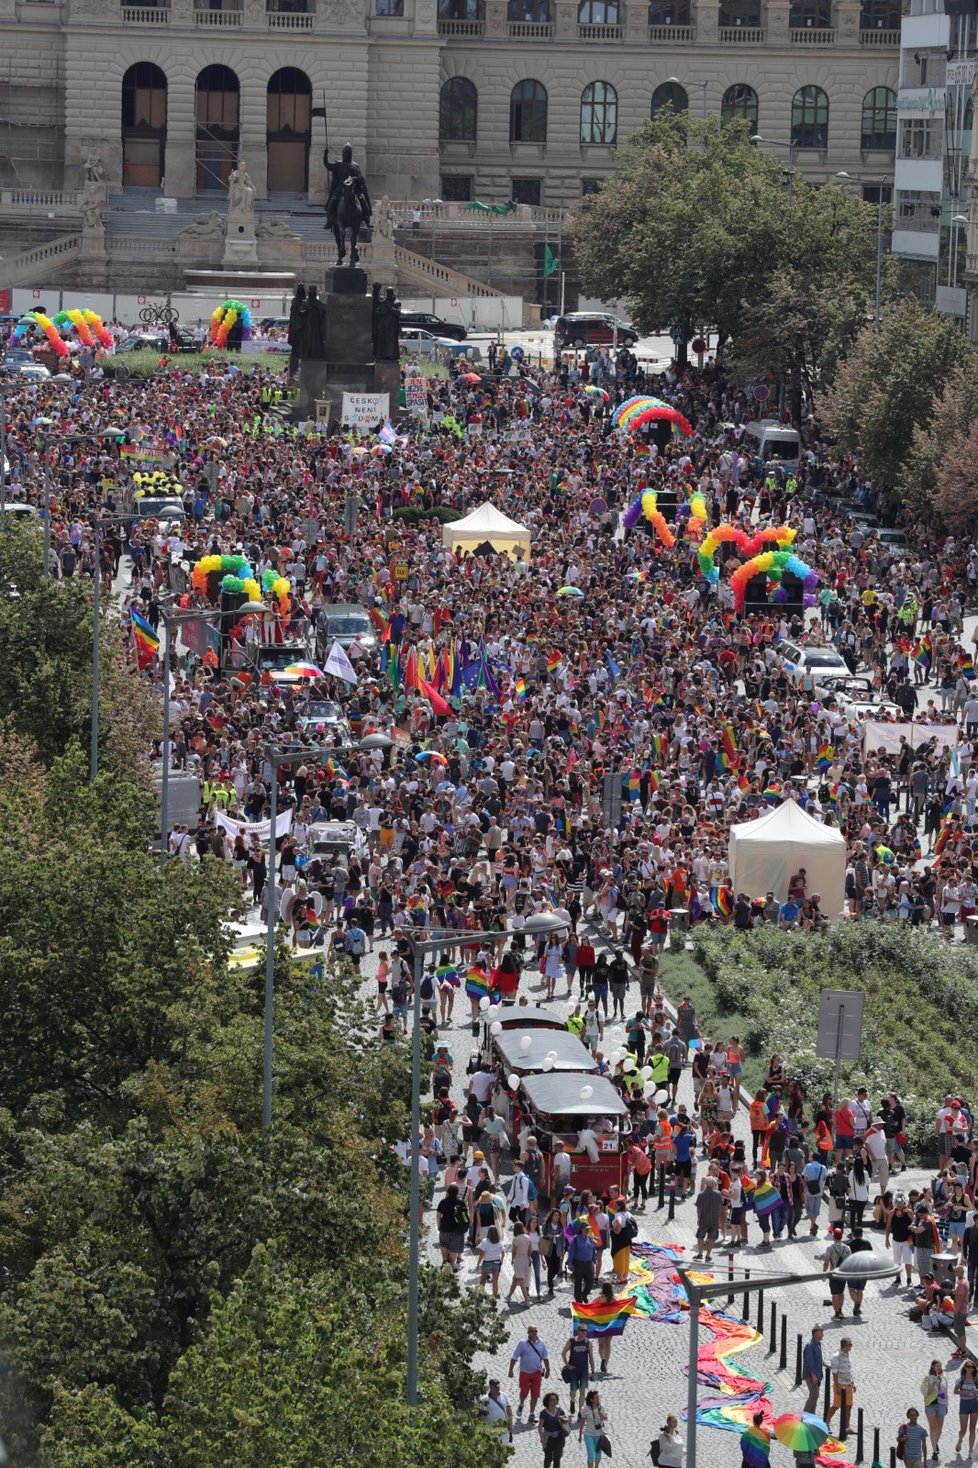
xmin=324 ymin=143 xmax=372 ymax=231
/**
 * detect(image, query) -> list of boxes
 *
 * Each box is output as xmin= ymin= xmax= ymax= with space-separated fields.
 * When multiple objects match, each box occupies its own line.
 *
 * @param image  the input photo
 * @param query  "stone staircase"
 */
xmin=1 ymin=233 xmax=82 ymax=287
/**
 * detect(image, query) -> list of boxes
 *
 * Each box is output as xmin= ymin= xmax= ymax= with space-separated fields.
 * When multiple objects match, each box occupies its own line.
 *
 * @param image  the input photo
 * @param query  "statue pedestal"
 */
xmin=296 ymin=273 xmax=400 ymax=425
xmin=223 ymin=208 xmax=259 ymax=269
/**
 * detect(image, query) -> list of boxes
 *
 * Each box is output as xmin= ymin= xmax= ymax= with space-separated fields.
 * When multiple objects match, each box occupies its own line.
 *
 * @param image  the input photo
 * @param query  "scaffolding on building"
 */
xmin=0 ymin=54 xmax=66 ymax=191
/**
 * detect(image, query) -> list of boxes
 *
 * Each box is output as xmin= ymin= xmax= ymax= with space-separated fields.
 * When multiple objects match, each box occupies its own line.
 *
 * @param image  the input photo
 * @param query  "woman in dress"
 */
xmin=507 ymin=1220 xmax=533 ymax=1304
xmin=921 ymin=1358 xmax=948 ymax=1460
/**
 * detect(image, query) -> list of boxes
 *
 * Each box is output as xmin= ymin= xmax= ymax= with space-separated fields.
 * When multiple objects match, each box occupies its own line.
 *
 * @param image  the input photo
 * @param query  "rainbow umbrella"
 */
xmin=283 ymin=663 xmax=325 ymax=679
xmin=415 ymin=750 xmax=447 ymax=765
xmin=772 ymin=1414 xmax=830 ymax=1453
xmin=557 ymin=585 xmax=585 ymax=598
xmin=625 ymin=570 xmax=648 ymax=583
xmin=584 ymin=385 xmax=610 ymax=403
xmin=740 ymin=1424 xmax=772 ymax=1468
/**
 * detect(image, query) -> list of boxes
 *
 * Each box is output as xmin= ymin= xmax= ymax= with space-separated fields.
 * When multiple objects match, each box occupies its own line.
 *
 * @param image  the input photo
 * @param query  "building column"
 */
xmin=164 ymin=73 xmax=197 ymax=199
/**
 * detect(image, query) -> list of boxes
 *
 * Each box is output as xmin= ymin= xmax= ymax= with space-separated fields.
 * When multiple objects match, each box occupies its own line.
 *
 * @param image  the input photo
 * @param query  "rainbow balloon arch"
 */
xmin=208 ymin=300 xmax=253 ymax=349
xmin=9 ymin=307 xmax=114 ymax=361
xmin=612 ymin=395 xmax=695 ymax=437
xmin=622 ymin=496 xmax=818 ymax=614
xmin=190 ymin=553 xmax=291 ymax=618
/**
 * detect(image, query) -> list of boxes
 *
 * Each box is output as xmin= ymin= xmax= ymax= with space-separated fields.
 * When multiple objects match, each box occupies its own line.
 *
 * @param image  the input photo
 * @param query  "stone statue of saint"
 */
xmin=80 ymin=191 xmax=105 ymax=232
xmin=295 ymin=284 xmax=327 ymax=361
xmin=83 ymin=151 xmax=104 ymax=184
xmin=372 ymin=284 xmax=400 ymax=361
xmin=373 ymin=194 xmax=396 ymax=240
xmin=228 ymin=163 xmax=255 ymax=217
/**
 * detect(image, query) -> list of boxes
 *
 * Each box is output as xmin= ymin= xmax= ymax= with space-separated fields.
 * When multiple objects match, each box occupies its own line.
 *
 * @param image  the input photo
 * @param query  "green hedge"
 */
xmin=101 ymin=350 xmax=287 ymax=379
xmin=392 ymin=505 xmax=461 ymax=525
xmin=687 ymin=923 xmax=978 ymax=1161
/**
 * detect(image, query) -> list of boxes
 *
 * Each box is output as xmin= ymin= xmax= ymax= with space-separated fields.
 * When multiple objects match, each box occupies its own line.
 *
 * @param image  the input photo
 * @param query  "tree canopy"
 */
xmin=570 ymin=114 xmax=877 ymax=399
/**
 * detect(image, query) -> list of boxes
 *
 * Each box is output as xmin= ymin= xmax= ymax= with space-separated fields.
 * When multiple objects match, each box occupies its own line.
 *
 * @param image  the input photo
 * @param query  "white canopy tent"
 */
xmin=727 ymin=799 xmax=846 ymax=919
xmin=443 ymin=502 xmax=532 ymax=562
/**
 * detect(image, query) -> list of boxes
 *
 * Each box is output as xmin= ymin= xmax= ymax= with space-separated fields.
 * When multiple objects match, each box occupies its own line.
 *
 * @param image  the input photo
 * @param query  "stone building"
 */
xmin=0 ymin=0 xmax=899 ymax=207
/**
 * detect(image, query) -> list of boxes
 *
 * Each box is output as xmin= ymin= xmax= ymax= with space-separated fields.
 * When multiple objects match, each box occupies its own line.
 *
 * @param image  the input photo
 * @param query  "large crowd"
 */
xmin=7 ymin=328 xmax=978 ymax=1465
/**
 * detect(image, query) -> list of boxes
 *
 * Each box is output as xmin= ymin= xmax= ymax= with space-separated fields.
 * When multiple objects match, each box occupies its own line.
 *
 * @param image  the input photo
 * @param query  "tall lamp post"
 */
xmin=751 ymin=134 xmax=798 ymax=207
xmin=837 ymin=171 xmax=889 ymax=331
xmin=156 ymin=601 xmax=226 ymax=855
xmin=403 ymin=908 xmax=568 ymax=1406
xmin=679 ymin=1251 xmax=898 ymax=1468
xmin=666 ymin=76 xmax=708 ymax=117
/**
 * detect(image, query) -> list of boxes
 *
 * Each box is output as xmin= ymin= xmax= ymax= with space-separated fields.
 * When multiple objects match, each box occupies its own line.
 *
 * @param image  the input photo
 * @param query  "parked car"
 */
xmin=132 ymin=496 xmax=185 ymax=525
xmin=297 ymin=698 xmax=351 ymax=740
xmin=554 ymin=312 xmax=638 ymax=349
xmin=765 ymin=639 xmax=852 ymax=685
xmin=399 ymin=327 xmax=439 ymax=356
xmin=400 ymin=311 xmax=467 ymax=341
xmin=874 ymin=527 xmax=909 ymax=549
xmin=315 ymin=603 xmax=376 ymax=659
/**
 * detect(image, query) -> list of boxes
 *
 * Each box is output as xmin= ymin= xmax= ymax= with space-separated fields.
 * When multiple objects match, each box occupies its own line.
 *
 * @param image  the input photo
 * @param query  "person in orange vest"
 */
xmin=749 ymin=1090 xmax=769 ymax=1169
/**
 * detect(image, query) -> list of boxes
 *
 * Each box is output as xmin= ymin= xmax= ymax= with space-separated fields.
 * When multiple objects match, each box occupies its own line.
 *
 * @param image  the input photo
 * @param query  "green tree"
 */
xmin=823 ymin=297 xmax=975 ymax=489
xmin=897 ymin=365 xmax=978 ymax=520
xmin=570 ymin=115 xmax=875 ymax=388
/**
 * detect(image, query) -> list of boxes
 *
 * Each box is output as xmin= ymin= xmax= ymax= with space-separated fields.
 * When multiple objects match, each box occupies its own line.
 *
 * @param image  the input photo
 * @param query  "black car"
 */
xmin=399 ymin=311 xmax=467 ymax=342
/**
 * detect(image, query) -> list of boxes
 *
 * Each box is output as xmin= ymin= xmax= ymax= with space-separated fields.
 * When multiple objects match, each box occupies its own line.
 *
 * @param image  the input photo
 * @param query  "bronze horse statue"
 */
xmin=332 ymin=176 xmax=365 ymax=267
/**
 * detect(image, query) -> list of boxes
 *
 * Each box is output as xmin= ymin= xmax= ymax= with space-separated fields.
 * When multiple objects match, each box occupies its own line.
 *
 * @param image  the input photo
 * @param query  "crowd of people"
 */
xmin=6 ymin=322 xmax=978 ymax=1464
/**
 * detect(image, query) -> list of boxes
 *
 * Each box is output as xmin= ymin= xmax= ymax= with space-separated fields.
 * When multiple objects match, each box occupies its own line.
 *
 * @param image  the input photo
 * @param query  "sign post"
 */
xmin=601 ymin=771 xmax=622 ymax=831
xmin=816 ymin=988 xmax=865 ymax=1109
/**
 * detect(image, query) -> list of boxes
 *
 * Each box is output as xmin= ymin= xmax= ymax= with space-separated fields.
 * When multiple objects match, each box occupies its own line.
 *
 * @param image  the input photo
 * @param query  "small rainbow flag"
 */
xmin=816 ymin=742 xmax=834 ymax=772
xmin=514 ymin=676 xmax=526 ymax=702
xmin=465 ymin=965 xmax=489 ymax=1000
xmin=934 ymin=821 xmax=953 ymax=858
xmin=369 ymin=606 xmax=390 ymax=643
xmin=738 ymin=771 xmax=751 ymax=793
xmin=762 ymin=784 xmax=781 ymax=804
xmin=710 ymin=885 xmax=733 ymax=919
xmin=650 ymin=733 xmax=667 ymax=761
xmin=325 ymin=757 xmax=349 ymax=781
xmin=722 ymin=724 xmax=738 ymax=763
xmin=547 ymin=650 xmax=564 ymax=673
xmin=912 ymin=636 xmax=932 ymax=666
xmin=647 ymin=771 xmax=660 ymax=793
xmin=740 ymin=1423 xmax=772 ymax=1468
xmin=130 ymin=608 xmax=160 ymax=670
xmin=959 ymin=651 xmax=975 ymax=675
xmin=571 ymin=1294 xmax=637 ymax=1338
xmin=436 ymin=963 xmax=459 ymax=986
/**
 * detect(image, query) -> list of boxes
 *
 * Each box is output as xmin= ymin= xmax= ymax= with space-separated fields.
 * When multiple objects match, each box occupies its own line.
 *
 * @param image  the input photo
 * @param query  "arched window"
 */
xmin=510 ymin=79 xmax=547 ymax=142
xmin=861 ymin=86 xmax=896 ymax=149
xmin=651 ymin=81 xmax=688 ymax=117
xmin=648 ymin=0 xmax=690 ymax=21
xmin=581 ymin=81 xmax=618 ymax=144
xmin=721 ymin=83 xmax=758 ymax=129
xmin=266 ymin=68 xmax=311 ymax=193
xmin=790 ymin=0 xmax=831 ymax=26
xmin=195 ymin=65 xmax=239 ymax=192
xmin=440 ymin=77 xmax=478 ymax=141
xmin=791 ymin=85 xmax=828 ymax=148
xmin=122 ymin=62 xmax=167 ymax=188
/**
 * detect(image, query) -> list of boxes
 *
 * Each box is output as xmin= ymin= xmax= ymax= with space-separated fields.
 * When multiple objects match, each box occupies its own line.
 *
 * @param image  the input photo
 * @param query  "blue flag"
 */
xmin=606 ymin=649 xmax=621 ymax=682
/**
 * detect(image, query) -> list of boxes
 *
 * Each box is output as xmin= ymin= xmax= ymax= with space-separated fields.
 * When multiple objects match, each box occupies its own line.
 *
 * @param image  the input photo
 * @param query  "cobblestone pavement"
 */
xmin=335 ymin=927 xmax=961 ymax=1468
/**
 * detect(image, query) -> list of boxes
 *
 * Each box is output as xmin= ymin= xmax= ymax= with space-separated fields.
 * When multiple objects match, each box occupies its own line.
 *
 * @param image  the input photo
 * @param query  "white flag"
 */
xmin=324 ymin=639 xmax=358 ymax=684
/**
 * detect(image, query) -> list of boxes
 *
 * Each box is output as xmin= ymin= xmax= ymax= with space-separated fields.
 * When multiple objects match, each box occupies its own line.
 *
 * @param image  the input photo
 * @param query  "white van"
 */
xmin=743 ymin=418 xmax=801 ymax=471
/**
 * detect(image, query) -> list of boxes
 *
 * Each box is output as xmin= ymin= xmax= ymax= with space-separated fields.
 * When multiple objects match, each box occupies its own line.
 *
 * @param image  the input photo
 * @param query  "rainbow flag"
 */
xmin=722 ymin=724 xmax=738 ymax=764
xmin=710 ymin=885 xmax=733 ymax=919
xmin=465 ymin=966 xmax=489 ymax=1000
xmin=547 ymin=650 xmax=564 ymax=673
xmin=912 ymin=636 xmax=932 ymax=666
xmin=514 ymin=676 xmax=526 ymax=702
xmin=623 ymin=770 xmax=641 ymax=800
xmin=369 ymin=606 xmax=390 ymax=643
xmin=436 ymin=963 xmax=459 ymax=986
xmin=325 ymin=757 xmax=349 ymax=781
xmin=959 ymin=651 xmax=975 ymax=675
xmin=762 ymin=784 xmax=781 ymax=804
xmin=130 ymin=608 xmax=160 ymax=670
xmin=751 ymin=1179 xmax=782 ymax=1218
xmin=571 ymin=1294 xmax=637 ymax=1338
xmin=934 ymin=821 xmax=953 ymax=858
xmin=816 ymin=742 xmax=834 ymax=772
xmin=737 ymin=771 xmax=751 ymax=793
xmin=740 ymin=1424 xmax=772 ymax=1468
xmin=650 ymin=733 xmax=667 ymax=761
xmin=647 ymin=771 xmax=660 ymax=793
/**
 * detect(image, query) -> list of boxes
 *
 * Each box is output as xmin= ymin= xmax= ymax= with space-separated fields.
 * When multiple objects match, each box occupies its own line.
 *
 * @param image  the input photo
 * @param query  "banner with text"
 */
xmin=341 ymin=392 xmax=389 ymax=430
xmin=214 ymin=809 xmax=294 ymax=845
xmin=404 ymin=376 xmax=429 ymax=422
xmin=862 ymin=721 xmax=959 ymax=758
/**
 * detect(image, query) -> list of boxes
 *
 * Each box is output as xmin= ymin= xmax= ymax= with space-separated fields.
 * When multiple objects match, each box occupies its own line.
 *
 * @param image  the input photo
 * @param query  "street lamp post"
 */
xmin=667 ymin=76 xmax=708 ymax=118
xmin=89 ymin=506 xmax=137 ymax=779
xmin=952 ymin=212 xmax=969 ymax=292
xmin=752 ymin=134 xmax=797 ymax=207
xmin=837 ymin=172 xmax=889 ymax=331
xmin=403 ymin=908 xmax=568 ymax=1406
xmin=156 ymin=603 xmax=224 ymax=857
xmin=679 ymin=1252 xmax=898 ymax=1468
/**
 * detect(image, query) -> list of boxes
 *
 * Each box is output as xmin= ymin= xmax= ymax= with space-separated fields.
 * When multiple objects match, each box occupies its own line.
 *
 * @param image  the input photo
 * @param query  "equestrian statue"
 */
xmin=324 ymin=142 xmax=372 ymax=267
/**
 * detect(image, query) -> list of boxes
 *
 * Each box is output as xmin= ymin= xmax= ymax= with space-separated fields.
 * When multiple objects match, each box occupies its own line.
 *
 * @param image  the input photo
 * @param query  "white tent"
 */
xmin=727 ymin=799 xmax=846 ymax=920
xmin=443 ymin=501 xmax=532 ymax=562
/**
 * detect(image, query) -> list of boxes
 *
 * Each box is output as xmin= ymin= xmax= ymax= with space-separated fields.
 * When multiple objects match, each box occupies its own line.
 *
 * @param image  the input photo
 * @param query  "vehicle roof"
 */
xmin=492 ymin=1029 xmax=598 ymax=1073
xmin=520 ymin=1071 xmax=628 ymax=1117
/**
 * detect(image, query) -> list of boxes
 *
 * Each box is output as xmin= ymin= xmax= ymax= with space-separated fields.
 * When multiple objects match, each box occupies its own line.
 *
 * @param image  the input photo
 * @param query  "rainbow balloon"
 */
xmin=697 ymin=524 xmax=796 ymax=584
xmin=612 ymin=395 xmax=693 ymax=437
xmin=730 ymin=550 xmax=816 ymax=614
xmin=622 ymin=489 xmax=676 ymax=548
xmin=208 ymin=298 xmax=253 ymax=348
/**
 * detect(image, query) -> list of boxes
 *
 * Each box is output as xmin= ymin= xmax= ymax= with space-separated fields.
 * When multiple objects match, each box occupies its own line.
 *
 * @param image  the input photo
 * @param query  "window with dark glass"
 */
xmin=720 ymin=83 xmax=758 ymax=128
xmin=791 ymin=85 xmax=829 ymax=147
xmin=861 ymin=86 xmax=896 ymax=149
xmin=510 ymin=79 xmax=548 ymax=142
xmin=651 ymin=81 xmax=688 ymax=116
xmin=441 ymin=174 xmax=473 ymax=200
xmin=439 ymin=77 xmax=478 ymax=141
xmin=511 ymin=177 xmax=541 ymax=205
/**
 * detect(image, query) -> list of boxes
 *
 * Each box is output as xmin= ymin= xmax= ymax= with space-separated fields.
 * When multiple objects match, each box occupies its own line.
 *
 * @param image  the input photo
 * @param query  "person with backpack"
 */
xmin=897 ymin=1408 xmax=928 ymax=1468
xmin=390 ymin=966 xmax=410 ymax=1035
xmin=803 ymin=1155 xmax=828 ymax=1237
xmin=609 ymin=1198 xmax=637 ymax=1285
xmin=436 ymin=1182 xmax=469 ymax=1270
xmin=567 ymin=1217 xmax=597 ymax=1303
xmin=345 ymin=919 xmax=366 ymax=971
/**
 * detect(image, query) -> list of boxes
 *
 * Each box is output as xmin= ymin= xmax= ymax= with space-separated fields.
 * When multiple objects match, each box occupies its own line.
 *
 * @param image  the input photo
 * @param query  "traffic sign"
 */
xmin=753 ymin=384 xmax=770 ymax=403
xmin=510 ymin=346 xmax=524 ymax=361
xmin=451 ymin=296 xmax=458 ymax=306
xmin=251 ymin=298 xmax=261 ymax=308
xmin=668 ymin=323 xmax=684 ymax=343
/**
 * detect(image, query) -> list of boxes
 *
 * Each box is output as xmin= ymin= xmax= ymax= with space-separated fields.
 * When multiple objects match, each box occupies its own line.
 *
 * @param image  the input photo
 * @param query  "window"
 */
xmin=508 ymin=0 xmax=551 ymax=16
xmin=578 ymin=0 xmax=618 ymax=17
xmin=581 ymin=81 xmax=618 ymax=144
xmin=441 ymin=174 xmax=472 ymax=201
xmin=900 ymin=117 xmax=939 ymax=158
xmin=719 ymin=0 xmax=761 ymax=22
xmin=648 ymin=0 xmax=690 ymax=20
xmin=510 ymin=79 xmax=548 ymax=142
xmin=195 ymin=64 xmax=239 ymax=191
xmin=266 ymin=68 xmax=311 ymax=193
xmin=651 ymin=81 xmax=688 ymax=117
xmin=438 ymin=0 xmax=481 ymax=15
xmin=122 ymin=62 xmax=167 ymax=188
xmin=859 ymin=0 xmax=899 ymax=26
xmin=790 ymin=0 xmax=830 ymax=24
xmin=581 ymin=177 xmax=601 ymax=194
xmin=861 ymin=86 xmax=896 ymax=149
xmin=791 ymin=85 xmax=828 ymax=148
xmin=512 ymin=177 xmax=541 ymax=205
xmin=439 ymin=77 xmax=478 ymax=141
xmin=721 ymin=83 xmax=758 ymax=129
xmin=862 ymin=183 xmax=892 ymax=204
xmin=375 ymin=0 xmax=404 ymax=13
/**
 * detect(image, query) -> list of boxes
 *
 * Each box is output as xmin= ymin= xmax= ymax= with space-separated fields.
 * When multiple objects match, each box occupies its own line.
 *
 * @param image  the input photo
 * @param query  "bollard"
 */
xmin=743 ymin=1269 xmax=751 ymax=1321
xmin=727 ymin=1252 xmax=735 ymax=1306
xmin=873 ymin=1428 xmax=880 ymax=1465
xmin=841 ymin=1390 xmax=851 ymax=1440
xmin=657 ymin=1166 xmax=666 ymax=1210
xmin=823 ymin=1372 xmax=831 ymax=1421
xmin=794 ymin=1333 xmax=803 ymax=1388
xmin=890 ymin=1449 xmax=897 ymax=1468
xmin=856 ymin=1407 xmax=864 ymax=1463
xmin=756 ymin=1288 xmax=765 ymax=1332
xmin=768 ymin=1300 xmax=777 ymax=1355
xmin=779 ymin=1316 xmax=788 ymax=1373
xmin=668 ymin=1177 xmax=676 ymax=1222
